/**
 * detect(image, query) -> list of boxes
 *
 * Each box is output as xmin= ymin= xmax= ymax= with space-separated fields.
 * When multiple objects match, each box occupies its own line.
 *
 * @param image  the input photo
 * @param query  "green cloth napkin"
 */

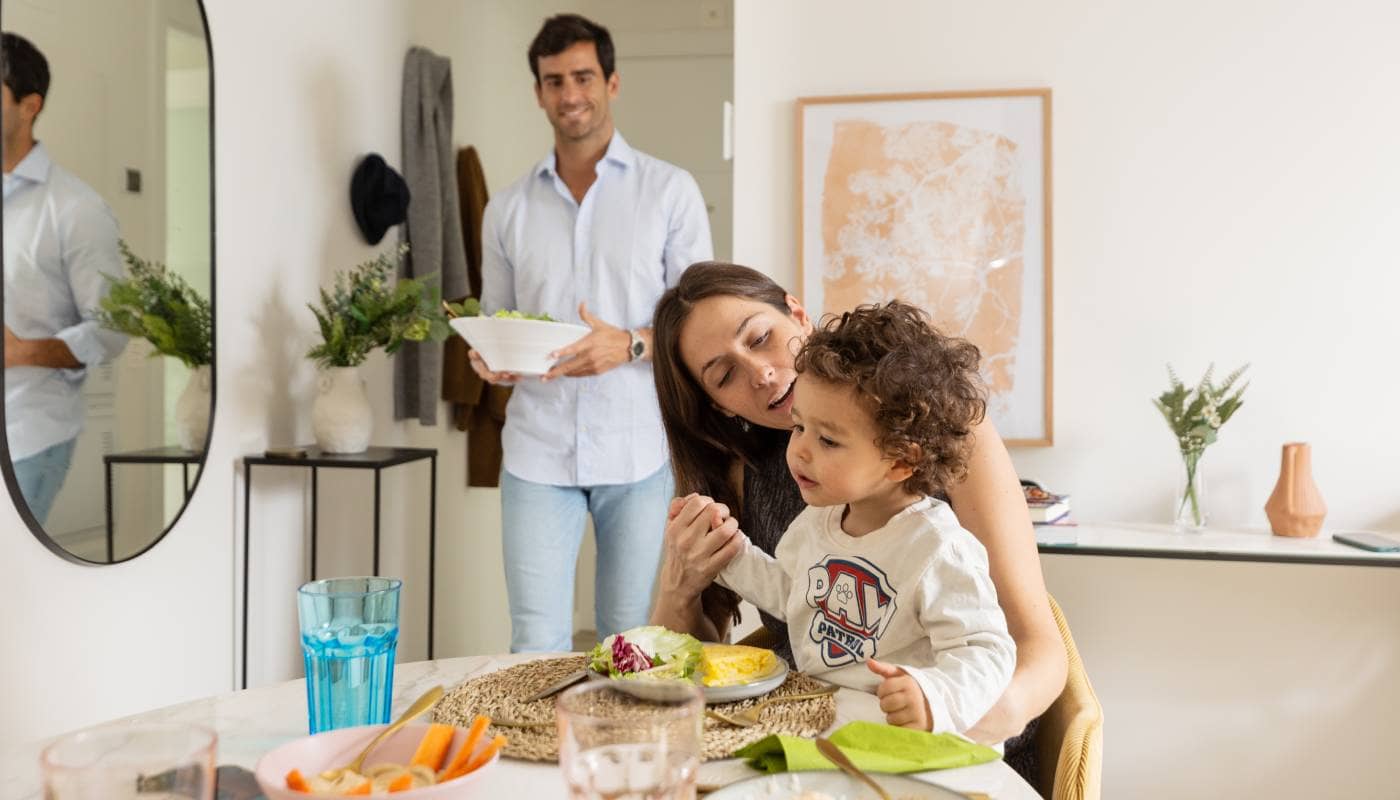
xmin=733 ymin=721 xmax=1000 ymax=774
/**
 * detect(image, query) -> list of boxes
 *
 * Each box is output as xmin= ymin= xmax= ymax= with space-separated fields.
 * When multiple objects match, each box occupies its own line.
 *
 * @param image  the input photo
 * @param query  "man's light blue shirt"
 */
xmin=481 ymin=132 xmax=712 ymax=486
xmin=4 ymin=143 xmax=127 ymax=460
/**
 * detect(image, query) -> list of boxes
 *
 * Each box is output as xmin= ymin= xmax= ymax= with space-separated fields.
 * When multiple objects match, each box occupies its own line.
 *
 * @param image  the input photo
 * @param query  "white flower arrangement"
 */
xmin=1153 ymin=363 xmax=1249 ymax=527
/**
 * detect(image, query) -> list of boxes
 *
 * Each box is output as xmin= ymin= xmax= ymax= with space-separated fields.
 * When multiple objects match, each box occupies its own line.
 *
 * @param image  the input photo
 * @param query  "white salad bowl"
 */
xmin=449 ymin=316 xmax=589 ymax=376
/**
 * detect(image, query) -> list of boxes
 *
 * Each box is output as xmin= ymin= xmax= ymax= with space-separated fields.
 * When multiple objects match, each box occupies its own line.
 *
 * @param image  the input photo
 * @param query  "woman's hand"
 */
xmin=657 ymin=494 xmax=743 ymax=599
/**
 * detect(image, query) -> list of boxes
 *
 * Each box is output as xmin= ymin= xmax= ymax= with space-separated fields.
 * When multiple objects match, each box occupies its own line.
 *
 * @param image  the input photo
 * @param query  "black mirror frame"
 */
xmin=0 ymin=0 xmax=216 ymax=565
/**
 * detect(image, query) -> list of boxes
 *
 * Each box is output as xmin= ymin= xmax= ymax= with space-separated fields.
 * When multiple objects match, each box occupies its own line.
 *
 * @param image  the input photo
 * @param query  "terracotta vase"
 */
xmin=1264 ymin=442 xmax=1326 ymax=537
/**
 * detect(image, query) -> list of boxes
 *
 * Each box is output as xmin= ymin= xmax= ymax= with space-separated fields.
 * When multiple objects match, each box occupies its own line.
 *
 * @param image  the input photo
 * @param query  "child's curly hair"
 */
xmin=795 ymin=301 xmax=986 ymax=496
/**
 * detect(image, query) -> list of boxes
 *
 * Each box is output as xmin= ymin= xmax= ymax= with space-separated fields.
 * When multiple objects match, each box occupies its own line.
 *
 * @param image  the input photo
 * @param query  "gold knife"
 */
xmin=523 ymin=669 xmax=590 ymax=702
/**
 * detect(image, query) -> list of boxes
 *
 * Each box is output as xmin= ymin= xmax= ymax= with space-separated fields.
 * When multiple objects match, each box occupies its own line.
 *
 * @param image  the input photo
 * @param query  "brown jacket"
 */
xmin=441 ymin=146 xmax=511 ymax=486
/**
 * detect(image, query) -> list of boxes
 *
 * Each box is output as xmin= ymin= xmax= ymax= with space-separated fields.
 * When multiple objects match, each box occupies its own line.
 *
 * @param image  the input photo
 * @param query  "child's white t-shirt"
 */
xmin=718 ymin=496 xmax=1016 ymax=736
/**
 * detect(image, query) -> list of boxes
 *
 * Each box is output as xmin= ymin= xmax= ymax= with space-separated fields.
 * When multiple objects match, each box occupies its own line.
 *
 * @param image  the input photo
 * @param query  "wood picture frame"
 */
xmin=797 ymin=88 xmax=1053 ymax=446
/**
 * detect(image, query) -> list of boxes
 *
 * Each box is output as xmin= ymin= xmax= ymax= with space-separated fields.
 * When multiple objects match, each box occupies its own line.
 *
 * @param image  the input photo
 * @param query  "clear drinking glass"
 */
xmin=557 ymin=680 xmax=703 ymax=800
xmin=40 ymin=722 xmax=216 ymax=800
xmin=297 ymin=576 xmax=401 ymax=733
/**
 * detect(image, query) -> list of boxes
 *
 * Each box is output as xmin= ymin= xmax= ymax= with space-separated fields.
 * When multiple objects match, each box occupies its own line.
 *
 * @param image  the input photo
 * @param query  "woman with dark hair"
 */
xmin=649 ymin=261 xmax=1066 ymax=759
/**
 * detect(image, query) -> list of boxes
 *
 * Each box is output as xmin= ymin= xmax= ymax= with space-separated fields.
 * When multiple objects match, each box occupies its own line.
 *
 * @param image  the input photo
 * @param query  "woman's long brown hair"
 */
xmin=652 ymin=262 xmax=797 ymax=627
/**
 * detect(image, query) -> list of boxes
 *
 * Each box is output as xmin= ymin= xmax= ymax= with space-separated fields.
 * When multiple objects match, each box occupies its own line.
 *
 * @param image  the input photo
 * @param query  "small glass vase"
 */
xmin=1174 ymin=451 xmax=1206 ymax=531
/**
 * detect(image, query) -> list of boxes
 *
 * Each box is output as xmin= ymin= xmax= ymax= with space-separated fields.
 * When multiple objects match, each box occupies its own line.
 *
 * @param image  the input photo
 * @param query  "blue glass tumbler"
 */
xmin=297 ymin=577 xmax=401 ymax=733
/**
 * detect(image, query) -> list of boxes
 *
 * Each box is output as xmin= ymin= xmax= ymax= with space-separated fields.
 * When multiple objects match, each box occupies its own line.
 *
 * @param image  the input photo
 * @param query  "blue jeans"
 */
xmin=12 ymin=438 xmax=76 ymax=524
xmin=500 ymin=465 xmax=673 ymax=653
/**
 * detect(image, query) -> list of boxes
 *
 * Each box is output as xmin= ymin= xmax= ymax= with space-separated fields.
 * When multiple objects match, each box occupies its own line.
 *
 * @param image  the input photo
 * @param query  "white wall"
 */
xmin=0 ymin=0 xmax=417 ymax=747
xmin=734 ymin=0 xmax=1400 ymax=532
xmin=8 ymin=1 xmax=1395 ymax=787
xmin=2 ymin=3 xmax=735 ymax=743
xmin=734 ymin=1 xmax=1400 ymax=796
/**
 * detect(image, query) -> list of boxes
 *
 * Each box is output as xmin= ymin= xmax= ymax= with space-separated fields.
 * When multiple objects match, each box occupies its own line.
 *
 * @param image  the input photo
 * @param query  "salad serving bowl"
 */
xmin=449 ymin=316 xmax=588 ymax=376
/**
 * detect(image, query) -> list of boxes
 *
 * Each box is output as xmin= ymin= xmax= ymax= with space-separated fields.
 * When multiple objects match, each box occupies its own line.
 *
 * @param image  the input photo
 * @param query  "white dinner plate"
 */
xmin=701 ymin=657 xmax=789 ymax=704
xmin=705 ymin=770 xmax=970 ymax=799
xmin=588 ymin=657 xmax=789 ymax=705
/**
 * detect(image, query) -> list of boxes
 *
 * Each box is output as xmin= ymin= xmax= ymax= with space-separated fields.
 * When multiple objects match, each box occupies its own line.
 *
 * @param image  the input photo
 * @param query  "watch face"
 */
xmin=631 ymin=339 xmax=645 ymax=358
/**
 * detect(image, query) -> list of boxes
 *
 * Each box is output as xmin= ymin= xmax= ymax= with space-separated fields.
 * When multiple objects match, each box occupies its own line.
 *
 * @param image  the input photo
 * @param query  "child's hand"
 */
xmin=867 ymin=659 xmax=932 ymax=731
xmin=708 ymin=502 xmax=731 ymax=530
xmin=668 ymin=493 xmax=731 ymax=531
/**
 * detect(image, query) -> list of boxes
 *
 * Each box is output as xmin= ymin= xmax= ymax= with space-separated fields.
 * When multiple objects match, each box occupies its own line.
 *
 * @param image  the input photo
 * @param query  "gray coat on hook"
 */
xmin=396 ymin=46 xmax=467 ymax=425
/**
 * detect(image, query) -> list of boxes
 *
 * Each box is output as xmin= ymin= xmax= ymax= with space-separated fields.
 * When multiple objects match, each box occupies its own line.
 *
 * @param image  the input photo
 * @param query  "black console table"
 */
xmin=104 ymin=446 xmax=201 ymax=562
xmin=241 ymin=446 xmax=437 ymax=689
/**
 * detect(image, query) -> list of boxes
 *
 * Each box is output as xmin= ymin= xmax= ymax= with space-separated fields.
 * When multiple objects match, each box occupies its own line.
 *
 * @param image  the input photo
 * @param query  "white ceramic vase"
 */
xmin=174 ymin=365 xmax=212 ymax=451
xmin=312 ymin=366 xmax=372 ymax=454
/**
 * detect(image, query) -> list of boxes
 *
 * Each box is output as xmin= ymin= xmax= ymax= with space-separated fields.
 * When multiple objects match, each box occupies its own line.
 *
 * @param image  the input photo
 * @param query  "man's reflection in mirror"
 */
xmin=2 ymin=33 xmax=125 ymax=524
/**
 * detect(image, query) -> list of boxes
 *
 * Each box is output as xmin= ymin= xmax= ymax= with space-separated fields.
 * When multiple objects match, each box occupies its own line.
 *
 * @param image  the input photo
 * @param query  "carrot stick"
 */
xmin=344 ymin=780 xmax=372 ymax=795
xmin=284 ymin=769 xmax=311 ymax=792
xmin=437 ymin=715 xmax=490 ymax=779
xmin=386 ymin=772 xmax=414 ymax=792
xmin=442 ymin=734 xmax=506 ymax=781
xmin=408 ymin=723 xmax=456 ymax=771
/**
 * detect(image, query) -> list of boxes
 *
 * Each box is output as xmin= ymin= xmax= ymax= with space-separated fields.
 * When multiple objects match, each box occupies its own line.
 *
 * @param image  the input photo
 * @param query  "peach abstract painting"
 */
xmin=820 ymin=119 xmax=1026 ymax=419
xmin=800 ymin=90 xmax=1051 ymax=443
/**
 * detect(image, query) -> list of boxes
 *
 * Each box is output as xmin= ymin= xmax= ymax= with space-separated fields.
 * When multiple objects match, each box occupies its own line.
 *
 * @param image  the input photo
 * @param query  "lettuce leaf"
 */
xmin=588 ymin=626 xmax=703 ymax=681
xmin=492 ymin=309 xmax=556 ymax=322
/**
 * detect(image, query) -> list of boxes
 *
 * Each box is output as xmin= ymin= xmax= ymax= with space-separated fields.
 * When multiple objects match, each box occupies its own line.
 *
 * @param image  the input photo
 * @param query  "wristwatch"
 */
xmin=627 ymin=329 xmax=645 ymax=362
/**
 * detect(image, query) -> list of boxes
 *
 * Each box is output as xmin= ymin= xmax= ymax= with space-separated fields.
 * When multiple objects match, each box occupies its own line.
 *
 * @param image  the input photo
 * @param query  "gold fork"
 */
xmin=704 ymin=683 xmax=839 ymax=727
xmin=489 ymin=717 xmax=553 ymax=729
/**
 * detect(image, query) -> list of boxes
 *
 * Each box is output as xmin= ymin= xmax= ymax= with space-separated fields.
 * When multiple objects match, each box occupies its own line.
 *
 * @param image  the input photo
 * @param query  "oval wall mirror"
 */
xmin=1 ymin=0 xmax=213 ymax=564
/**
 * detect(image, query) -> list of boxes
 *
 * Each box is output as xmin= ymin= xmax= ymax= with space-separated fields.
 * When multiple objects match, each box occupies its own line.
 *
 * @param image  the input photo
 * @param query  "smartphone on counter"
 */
xmin=1332 ymin=531 xmax=1400 ymax=552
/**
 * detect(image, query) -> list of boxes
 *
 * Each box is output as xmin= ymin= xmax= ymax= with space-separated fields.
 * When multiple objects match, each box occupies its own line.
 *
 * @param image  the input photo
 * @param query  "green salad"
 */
xmin=491 ymin=309 xmax=556 ymax=321
xmin=588 ymin=625 xmax=703 ymax=682
xmin=444 ymin=298 xmax=555 ymax=322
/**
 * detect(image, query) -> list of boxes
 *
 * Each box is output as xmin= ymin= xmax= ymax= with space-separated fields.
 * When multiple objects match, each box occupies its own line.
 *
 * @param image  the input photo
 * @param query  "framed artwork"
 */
xmin=797 ymin=89 xmax=1053 ymax=446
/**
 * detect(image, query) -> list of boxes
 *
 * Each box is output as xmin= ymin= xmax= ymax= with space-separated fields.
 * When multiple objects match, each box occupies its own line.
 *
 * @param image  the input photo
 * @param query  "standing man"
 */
xmin=3 ymin=32 xmax=125 ymax=524
xmin=469 ymin=14 xmax=712 ymax=652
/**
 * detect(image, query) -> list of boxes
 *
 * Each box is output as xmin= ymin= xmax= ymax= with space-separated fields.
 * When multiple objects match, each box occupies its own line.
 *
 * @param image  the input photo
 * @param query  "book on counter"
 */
xmin=1023 ymin=480 xmax=1072 ymax=525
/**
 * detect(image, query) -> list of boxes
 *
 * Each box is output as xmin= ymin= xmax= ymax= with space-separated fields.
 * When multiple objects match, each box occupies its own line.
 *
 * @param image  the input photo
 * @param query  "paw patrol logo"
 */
xmin=804 ymin=556 xmax=897 ymax=668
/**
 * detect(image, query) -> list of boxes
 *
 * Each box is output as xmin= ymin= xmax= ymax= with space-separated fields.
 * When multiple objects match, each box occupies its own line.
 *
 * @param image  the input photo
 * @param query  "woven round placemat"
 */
xmin=435 ymin=656 xmax=837 ymax=762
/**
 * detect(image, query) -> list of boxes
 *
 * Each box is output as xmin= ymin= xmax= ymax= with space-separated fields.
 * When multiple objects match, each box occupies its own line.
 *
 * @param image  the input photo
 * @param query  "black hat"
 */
xmin=349 ymin=153 xmax=410 ymax=245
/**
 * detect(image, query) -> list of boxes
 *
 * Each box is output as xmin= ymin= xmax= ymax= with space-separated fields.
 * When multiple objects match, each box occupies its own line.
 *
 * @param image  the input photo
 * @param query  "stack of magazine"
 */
xmin=1023 ymin=481 xmax=1073 ymax=526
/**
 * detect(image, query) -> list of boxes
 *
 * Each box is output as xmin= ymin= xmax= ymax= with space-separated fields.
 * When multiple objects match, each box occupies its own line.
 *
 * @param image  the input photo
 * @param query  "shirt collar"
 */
xmin=535 ymin=130 xmax=635 ymax=179
xmin=7 ymin=141 xmax=52 ymax=184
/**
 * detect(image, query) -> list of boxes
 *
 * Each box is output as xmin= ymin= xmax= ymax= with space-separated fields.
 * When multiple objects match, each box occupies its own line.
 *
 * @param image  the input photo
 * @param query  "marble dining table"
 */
xmin=1 ymin=653 xmax=1041 ymax=799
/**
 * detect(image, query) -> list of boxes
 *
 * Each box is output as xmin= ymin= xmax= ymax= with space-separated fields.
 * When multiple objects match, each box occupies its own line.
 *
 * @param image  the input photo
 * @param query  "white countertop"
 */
xmin=1 ymin=653 xmax=1039 ymax=799
xmin=1036 ymin=521 xmax=1400 ymax=566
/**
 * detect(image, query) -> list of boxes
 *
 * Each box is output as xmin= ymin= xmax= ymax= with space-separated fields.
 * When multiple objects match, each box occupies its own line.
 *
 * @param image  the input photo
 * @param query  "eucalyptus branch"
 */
xmin=96 ymin=241 xmax=212 ymax=368
xmin=305 ymin=244 xmax=451 ymax=369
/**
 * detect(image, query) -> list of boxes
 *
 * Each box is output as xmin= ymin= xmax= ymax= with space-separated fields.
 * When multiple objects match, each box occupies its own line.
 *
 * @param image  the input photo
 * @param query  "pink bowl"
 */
xmin=254 ymin=722 xmax=500 ymax=798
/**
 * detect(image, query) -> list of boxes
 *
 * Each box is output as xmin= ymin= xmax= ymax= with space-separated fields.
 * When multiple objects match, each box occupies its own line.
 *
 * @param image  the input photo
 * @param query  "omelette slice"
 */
xmin=700 ymin=644 xmax=778 ymax=687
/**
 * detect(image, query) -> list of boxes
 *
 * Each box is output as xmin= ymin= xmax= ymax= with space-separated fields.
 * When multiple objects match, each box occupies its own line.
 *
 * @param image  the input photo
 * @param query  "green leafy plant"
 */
xmin=306 ymin=244 xmax=451 ymax=369
xmin=1153 ymin=363 xmax=1249 ymax=527
xmin=96 ymin=241 xmax=212 ymax=368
